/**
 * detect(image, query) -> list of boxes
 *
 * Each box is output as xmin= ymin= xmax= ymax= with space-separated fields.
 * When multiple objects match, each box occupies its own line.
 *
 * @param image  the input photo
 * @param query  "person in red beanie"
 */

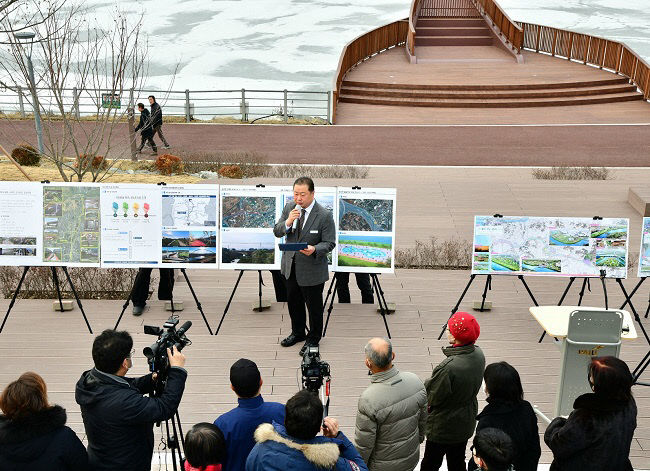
xmin=420 ymin=312 xmax=486 ymax=471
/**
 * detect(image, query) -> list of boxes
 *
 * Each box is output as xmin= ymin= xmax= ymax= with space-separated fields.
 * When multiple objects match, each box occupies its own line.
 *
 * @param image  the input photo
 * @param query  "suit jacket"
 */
xmin=273 ymin=201 xmax=335 ymax=286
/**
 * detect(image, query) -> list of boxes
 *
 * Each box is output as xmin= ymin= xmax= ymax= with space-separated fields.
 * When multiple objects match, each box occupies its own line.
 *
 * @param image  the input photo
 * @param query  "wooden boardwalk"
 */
xmin=1 ymin=167 xmax=649 ymax=468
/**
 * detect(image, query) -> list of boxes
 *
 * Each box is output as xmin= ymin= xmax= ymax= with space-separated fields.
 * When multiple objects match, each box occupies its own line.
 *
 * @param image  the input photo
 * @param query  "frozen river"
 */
xmin=45 ymin=0 xmax=650 ymax=91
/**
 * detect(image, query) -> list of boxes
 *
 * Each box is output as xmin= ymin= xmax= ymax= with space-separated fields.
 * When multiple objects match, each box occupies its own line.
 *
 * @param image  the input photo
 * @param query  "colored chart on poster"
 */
xmin=42 ymin=183 xmax=101 ymax=266
xmin=161 ymin=185 xmax=219 ymax=268
xmin=335 ymin=188 xmax=396 ymax=274
xmin=219 ymin=185 xmax=282 ymax=270
xmin=638 ymin=217 xmax=650 ymax=277
xmin=281 ymin=186 xmax=338 ymax=268
xmin=0 ymin=182 xmax=43 ymax=266
xmin=472 ymin=216 xmax=629 ymax=278
xmin=100 ymin=184 xmax=161 ymax=267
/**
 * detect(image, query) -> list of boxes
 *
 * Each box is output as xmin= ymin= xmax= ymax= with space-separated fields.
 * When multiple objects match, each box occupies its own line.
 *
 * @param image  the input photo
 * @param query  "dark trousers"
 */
xmin=420 ymin=440 xmax=467 ymax=471
xmin=336 ymin=272 xmax=374 ymax=304
xmin=286 ymin=265 xmax=324 ymax=344
xmin=270 ymin=270 xmax=287 ymax=302
xmin=132 ymin=268 xmax=175 ymax=308
xmin=138 ymin=133 xmax=157 ymax=153
xmin=153 ymin=125 xmax=169 ymax=146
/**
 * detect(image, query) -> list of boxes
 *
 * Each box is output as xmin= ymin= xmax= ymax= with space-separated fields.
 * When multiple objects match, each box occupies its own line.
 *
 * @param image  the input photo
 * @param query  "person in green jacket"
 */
xmin=420 ymin=311 xmax=486 ymax=471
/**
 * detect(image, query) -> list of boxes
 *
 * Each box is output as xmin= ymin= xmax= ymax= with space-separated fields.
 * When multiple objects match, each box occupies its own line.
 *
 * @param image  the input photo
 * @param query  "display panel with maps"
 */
xmin=335 ymin=188 xmax=397 ymax=274
xmin=472 ymin=216 xmax=629 ymax=278
xmin=43 ymin=183 xmax=101 ymax=266
xmin=161 ymin=185 xmax=219 ymax=268
xmin=219 ymin=185 xmax=282 ymax=270
xmin=0 ymin=182 xmax=43 ymax=266
xmin=638 ymin=217 xmax=650 ymax=277
xmin=281 ymin=186 xmax=338 ymax=267
xmin=100 ymin=184 xmax=161 ymax=267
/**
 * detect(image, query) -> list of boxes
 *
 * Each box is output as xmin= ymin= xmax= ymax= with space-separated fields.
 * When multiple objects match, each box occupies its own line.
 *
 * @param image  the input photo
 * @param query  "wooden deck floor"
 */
xmin=0 ymin=167 xmax=649 ymax=469
xmin=336 ymin=47 xmax=650 ymax=125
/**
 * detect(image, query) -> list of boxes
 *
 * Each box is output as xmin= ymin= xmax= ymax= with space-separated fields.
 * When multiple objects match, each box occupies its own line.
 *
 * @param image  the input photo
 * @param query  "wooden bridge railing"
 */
xmin=473 ymin=0 xmax=523 ymax=51
xmin=521 ymin=23 xmax=650 ymax=100
xmin=332 ymin=19 xmax=409 ymax=123
xmin=407 ymin=0 xmax=421 ymax=57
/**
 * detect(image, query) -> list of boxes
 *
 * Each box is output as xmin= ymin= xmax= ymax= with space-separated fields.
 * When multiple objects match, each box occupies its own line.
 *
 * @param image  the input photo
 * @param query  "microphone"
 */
xmin=177 ymin=320 xmax=192 ymax=337
xmin=292 ymin=204 xmax=301 ymax=231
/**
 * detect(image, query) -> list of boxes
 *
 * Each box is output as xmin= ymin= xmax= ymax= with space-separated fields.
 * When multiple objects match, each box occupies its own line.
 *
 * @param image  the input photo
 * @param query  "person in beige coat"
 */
xmin=354 ymin=337 xmax=427 ymax=471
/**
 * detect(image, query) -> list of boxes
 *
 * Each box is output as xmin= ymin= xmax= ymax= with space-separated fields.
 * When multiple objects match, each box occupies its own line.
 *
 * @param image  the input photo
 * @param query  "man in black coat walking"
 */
xmin=134 ymin=102 xmax=157 ymax=156
xmin=75 ymin=329 xmax=188 ymax=471
xmin=149 ymin=95 xmax=170 ymax=149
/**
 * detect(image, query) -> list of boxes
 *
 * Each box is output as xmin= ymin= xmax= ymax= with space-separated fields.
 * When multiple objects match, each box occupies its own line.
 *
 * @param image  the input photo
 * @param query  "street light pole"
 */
xmin=14 ymin=31 xmax=44 ymax=154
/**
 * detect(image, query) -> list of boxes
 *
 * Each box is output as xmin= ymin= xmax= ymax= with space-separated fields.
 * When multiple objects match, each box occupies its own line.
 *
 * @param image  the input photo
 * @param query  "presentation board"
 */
xmin=639 ymin=217 xmax=650 ymax=277
xmin=334 ymin=188 xmax=396 ymax=274
xmin=281 ymin=186 xmax=338 ymax=268
xmin=161 ymin=185 xmax=219 ymax=269
xmin=219 ymin=185 xmax=282 ymax=270
xmin=472 ymin=216 xmax=629 ymax=278
xmin=43 ymin=183 xmax=101 ymax=267
xmin=100 ymin=184 xmax=161 ymax=268
xmin=0 ymin=182 xmax=43 ymax=266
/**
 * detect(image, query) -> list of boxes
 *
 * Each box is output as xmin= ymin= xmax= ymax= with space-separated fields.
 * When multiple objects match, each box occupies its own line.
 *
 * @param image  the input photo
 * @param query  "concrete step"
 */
xmin=338 ymin=91 xmax=643 ymax=108
xmin=416 ymin=35 xmax=494 ymax=46
xmin=417 ymin=17 xmax=486 ymax=28
xmin=416 ymin=26 xmax=490 ymax=36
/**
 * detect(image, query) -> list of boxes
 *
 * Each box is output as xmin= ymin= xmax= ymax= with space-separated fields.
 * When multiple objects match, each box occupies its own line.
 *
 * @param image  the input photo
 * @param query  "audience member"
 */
xmin=544 ymin=356 xmax=637 ymax=471
xmin=132 ymin=267 xmax=175 ymax=316
xmin=246 ymin=389 xmax=368 ymax=470
xmin=134 ymin=102 xmax=157 ymax=156
xmin=184 ymin=423 xmax=226 ymax=471
xmin=471 ymin=428 xmax=514 ymax=471
xmin=75 ymin=329 xmax=188 ymax=471
xmin=214 ymin=359 xmax=285 ymax=471
xmin=468 ymin=362 xmax=540 ymax=471
xmin=0 ymin=372 xmax=88 ymax=471
xmin=354 ymin=337 xmax=427 ymax=470
xmin=420 ymin=311 xmax=486 ymax=471
xmin=337 ymin=273 xmax=374 ymax=304
xmin=149 ymin=95 xmax=171 ymax=149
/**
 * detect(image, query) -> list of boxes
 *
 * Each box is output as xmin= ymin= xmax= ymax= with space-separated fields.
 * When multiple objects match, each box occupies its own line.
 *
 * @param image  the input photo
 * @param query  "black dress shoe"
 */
xmin=281 ymin=333 xmax=305 ymax=347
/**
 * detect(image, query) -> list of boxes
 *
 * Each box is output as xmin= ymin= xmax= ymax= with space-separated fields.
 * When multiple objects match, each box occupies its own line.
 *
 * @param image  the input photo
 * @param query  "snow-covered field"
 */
xmin=86 ymin=0 xmax=650 ymax=91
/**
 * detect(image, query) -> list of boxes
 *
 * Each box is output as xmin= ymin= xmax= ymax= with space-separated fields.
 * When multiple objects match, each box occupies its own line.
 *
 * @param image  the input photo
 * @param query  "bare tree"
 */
xmin=0 ymin=0 xmax=64 ymax=34
xmin=1 ymin=0 xmax=152 ymax=181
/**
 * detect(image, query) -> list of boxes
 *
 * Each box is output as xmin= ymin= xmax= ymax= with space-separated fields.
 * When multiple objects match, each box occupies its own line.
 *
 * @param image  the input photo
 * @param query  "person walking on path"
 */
xmin=134 ymin=103 xmax=157 ymax=156
xmin=149 ymin=95 xmax=171 ymax=149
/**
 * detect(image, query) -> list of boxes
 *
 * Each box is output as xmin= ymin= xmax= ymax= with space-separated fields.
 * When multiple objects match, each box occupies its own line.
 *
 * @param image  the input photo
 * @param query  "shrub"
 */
xmin=218 ymin=165 xmax=244 ymax=179
xmin=11 ymin=144 xmax=40 ymax=166
xmin=154 ymin=153 xmax=184 ymax=175
xmin=75 ymin=154 xmax=108 ymax=170
xmin=532 ymin=166 xmax=610 ymax=180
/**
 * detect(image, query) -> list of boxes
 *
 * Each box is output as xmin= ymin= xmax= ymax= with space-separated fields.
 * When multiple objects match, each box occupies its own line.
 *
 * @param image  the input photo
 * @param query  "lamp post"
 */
xmin=14 ymin=31 xmax=43 ymax=154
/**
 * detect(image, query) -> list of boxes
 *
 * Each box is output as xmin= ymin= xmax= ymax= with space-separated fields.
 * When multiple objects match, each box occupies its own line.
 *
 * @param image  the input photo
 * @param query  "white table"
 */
xmin=529 ymin=305 xmax=637 ymax=340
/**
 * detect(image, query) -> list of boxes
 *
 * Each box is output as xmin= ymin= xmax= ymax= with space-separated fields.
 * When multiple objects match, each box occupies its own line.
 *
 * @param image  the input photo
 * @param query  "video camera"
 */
xmin=144 ymin=317 xmax=192 ymax=377
xmin=301 ymin=345 xmax=330 ymax=392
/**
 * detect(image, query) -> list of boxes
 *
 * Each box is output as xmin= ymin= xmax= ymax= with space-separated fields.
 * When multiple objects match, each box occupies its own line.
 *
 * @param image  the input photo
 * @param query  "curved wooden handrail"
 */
xmin=520 ymin=22 xmax=650 ymax=100
xmin=407 ymin=0 xmax=420 ymax=57
xmin=332 ymin=19 xmax=409 ymax=123
xmin=473 ymin=0 xmax=523 ymax=50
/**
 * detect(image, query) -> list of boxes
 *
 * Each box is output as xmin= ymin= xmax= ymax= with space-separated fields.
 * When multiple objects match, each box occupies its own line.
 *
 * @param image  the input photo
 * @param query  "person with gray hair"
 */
xmin=354 ymin=337 xmax=427 ymax=471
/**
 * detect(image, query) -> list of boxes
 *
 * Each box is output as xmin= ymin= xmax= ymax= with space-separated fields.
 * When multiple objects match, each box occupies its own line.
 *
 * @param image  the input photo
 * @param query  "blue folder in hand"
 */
xmin=279 ymin=243 xmax=308 ymax=251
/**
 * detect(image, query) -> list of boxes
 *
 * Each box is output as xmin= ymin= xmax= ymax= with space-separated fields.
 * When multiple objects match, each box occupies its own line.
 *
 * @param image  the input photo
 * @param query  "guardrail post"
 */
xmin=73 ymin=87 xmax=80 ymax=119
xmin=17 ymin=86 xmax=25 ymax=118
xmin=184 ymin=89 xmax=191 ymax=123
xmin=240 ymin=88 xmax=246 ymax=122
xmin=327 ymin=91 xmax=332 ymax=124
xmin=283 ymin=89 xmax=288 ymax=123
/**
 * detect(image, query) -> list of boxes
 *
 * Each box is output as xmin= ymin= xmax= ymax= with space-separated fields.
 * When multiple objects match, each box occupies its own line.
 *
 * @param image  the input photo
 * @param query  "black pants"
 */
xmin=270 ymin=270 xmax=287 ymax=302
xmin=153 ymin=125 xmax=169 ymax=147
xmin=336 ymin=272 xmax=374 ymax=304
xmin=132 ymin=268 xmax=175 ymax=308
xmin=420 ymin=439 xmax=467 ymax=471
xmin=138 ymin=132 xmax=157 ymax=153
xmin=286 ymin=265 xmax=324 ymax=344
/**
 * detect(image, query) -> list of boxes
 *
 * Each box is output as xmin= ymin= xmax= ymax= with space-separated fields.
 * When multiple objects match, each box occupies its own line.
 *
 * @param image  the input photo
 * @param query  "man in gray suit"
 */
xmin=273 ymin=177 xmax=335 ymax=355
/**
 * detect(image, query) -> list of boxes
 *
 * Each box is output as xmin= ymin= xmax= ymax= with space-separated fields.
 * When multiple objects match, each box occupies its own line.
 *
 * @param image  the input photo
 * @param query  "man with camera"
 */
xmin=75 ymin=329 xmax=188 ymax=471
xmin=246 ymin=389 xmax=368 ymax=471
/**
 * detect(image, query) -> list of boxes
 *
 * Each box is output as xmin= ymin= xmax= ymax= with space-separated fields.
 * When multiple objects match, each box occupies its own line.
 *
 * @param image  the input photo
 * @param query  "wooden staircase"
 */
xmin=338 ymin=77 xmax=644 ymax=108
xmin=416 ymin=17 xmax=493 ymax=47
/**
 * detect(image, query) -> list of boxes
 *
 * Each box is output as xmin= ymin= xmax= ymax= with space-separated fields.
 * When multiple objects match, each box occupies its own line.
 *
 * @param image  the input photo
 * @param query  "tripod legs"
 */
xmin=51 ymin=267 xmax=65 ymax=312
xmin=0 ymin=266 xmax=29 ymax=334
xmin=539 ymin=277 xmax=575 ymax=343
xmin=114 ymin=269 xmax=142 ymax=330
xmin=371 ymin=274 xmax=392 ymax=339
xmin=438 ymin=274 xmax=476 ymax=340
xmin=180 ymin=268 xmax=213 ymax=334
xmin=61 ymin=266 xmax=92 ymax=333
xmin=322 ymin=274 xmax=338 ymax=338
xmin=215 ymin=270 xmax=244 ymax=336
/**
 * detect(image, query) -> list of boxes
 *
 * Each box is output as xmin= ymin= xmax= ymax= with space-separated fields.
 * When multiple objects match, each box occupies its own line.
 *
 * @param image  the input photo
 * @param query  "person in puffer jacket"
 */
xmin=354 ymin=337 xmax=427 ymax=470
xmin=246 ymin=390 xmax=368 ymax=471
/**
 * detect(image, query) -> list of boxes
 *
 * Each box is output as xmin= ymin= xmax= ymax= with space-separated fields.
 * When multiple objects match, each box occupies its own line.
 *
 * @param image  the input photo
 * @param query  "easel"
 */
xmin=214 ymin=269 xmax=269 ymax=335
xmin=616 ymin=277 xmax=650 ymax=386
xmin=322 ymin=272 xmax=392 ymax=338
xmin=0 ymin=265 xmax=92 ymax=333
xmin=114 ymin=182 xmax=213 ymax=334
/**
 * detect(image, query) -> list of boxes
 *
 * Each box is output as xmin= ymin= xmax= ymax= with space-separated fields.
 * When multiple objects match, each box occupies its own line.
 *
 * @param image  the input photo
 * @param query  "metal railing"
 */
xmin=0 ymin=85 xmax=332 ymax=123
xmin=521 ymin=23 xmax=650 ymax=100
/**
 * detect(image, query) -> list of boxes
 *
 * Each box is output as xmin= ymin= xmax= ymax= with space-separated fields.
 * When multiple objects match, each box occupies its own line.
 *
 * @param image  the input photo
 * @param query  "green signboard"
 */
xmin=101 ymin=93 xmax=121 ymax=109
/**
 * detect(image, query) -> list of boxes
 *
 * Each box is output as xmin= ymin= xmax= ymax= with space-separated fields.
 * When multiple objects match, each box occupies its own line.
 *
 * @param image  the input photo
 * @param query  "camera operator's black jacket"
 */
xmin=75 ymin=367 xmax=187 ymax=471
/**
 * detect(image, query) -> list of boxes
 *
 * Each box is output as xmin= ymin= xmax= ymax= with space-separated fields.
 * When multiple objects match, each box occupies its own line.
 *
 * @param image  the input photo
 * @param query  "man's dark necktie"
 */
xmin=296 ymin=209 xmax=306 ymax=239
